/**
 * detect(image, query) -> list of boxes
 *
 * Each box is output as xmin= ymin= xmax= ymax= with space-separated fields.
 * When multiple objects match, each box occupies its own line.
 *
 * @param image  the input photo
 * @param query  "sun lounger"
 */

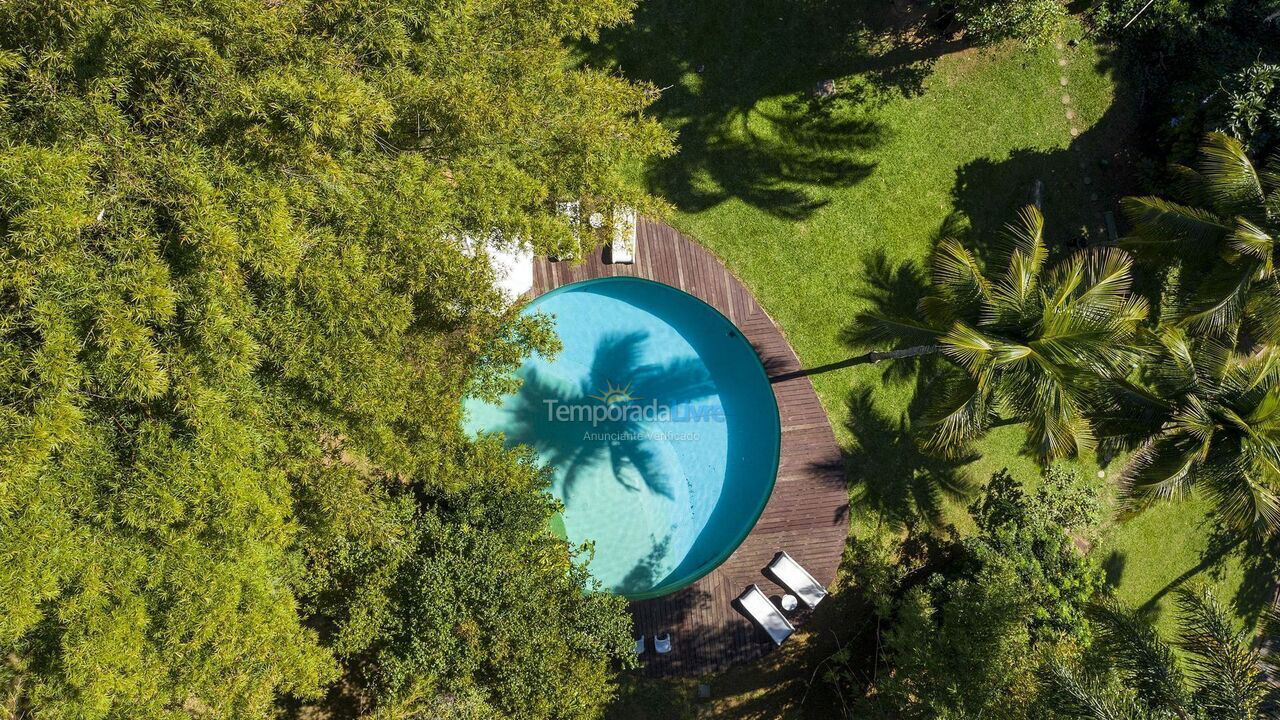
xmin=766 ymin=550 xmax=827 ymax=609
xmin=634 ymin=635 xmax=645 ymax=654
xmin=654 ymin=633 xmax=671 ymax=654
xmin=735 ymin=584 xmax=794 ymax=646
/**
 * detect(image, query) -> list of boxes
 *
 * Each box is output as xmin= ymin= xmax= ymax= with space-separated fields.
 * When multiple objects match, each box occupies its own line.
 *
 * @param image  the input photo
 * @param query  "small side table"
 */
xmin=780 ymin=594 xmax=798 ymax=613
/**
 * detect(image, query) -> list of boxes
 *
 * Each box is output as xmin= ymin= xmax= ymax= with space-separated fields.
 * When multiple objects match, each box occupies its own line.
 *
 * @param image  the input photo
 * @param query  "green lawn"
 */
xmin=593 ymin=2 xmax=1258 ymax=714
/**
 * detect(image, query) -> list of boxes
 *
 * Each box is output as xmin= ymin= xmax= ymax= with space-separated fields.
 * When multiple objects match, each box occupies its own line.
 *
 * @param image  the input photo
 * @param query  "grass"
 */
xmin=588 ymin=2 xmax=1260 ymax=715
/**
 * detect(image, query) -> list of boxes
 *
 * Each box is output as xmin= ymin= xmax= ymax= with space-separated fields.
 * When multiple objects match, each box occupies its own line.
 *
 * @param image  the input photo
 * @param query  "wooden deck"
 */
xmin=531 ymin=217 xmax=849 ymax=676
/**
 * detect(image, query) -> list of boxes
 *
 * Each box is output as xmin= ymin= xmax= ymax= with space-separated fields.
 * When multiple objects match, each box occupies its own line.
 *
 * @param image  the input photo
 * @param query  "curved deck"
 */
xmin=531 ymin=218 xmax=848 ymax=676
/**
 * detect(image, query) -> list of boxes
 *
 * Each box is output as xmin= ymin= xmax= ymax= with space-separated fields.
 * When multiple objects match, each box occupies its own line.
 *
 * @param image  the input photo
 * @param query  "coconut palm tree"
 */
xmin=1120 ymin=132 xmax=1280 ymax=349
xmin=1044 ymin=587 xmax=1274 ymax=720
xmin=858 ymin=205 xmax=1148 ymax=462
xmin=1105 ymin=328 xmax=1280 ymax=536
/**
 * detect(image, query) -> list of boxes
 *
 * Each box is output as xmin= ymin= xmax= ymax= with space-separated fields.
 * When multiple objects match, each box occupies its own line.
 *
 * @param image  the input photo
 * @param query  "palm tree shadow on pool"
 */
xmin=500 ymin=330 xmax=718 ymax=504
xmin=618 ymin=535 xmax=675 ymax=595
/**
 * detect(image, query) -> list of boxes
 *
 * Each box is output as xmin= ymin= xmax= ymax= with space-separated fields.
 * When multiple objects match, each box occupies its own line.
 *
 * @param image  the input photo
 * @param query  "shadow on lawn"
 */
xmin=948 ymin=45 xmax=1143 ymax=267
xmin=580 ymin=0 xmax=968 ymax=220
xmin=842 ymin=388 xmax=979 ymax=532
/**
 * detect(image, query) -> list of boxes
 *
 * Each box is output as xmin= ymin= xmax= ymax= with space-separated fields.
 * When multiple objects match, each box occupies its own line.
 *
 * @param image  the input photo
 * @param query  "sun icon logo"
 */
xmin=589 ymin=380 xmax=639 ymax=405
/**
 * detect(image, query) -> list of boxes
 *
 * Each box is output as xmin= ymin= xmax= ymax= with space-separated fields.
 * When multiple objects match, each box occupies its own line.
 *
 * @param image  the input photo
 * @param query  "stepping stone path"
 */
xmin=1054 ymin=37 xmax=1108 ymax=242
xmin=1056 ymin=40 xmax=1080 ymax=140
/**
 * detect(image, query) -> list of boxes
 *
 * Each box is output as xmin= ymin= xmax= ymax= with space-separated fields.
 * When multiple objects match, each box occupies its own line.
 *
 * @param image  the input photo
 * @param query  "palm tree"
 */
xmin=1044 ymin=587 xmax=1274 ymax=720
xmin=1106 ymin=328 xmax=1280 ymax=536
xmin=859 ymin=205 xmax=1148 ymax=462
xmin=1120 ymin=132 xmax=1280 ymax=349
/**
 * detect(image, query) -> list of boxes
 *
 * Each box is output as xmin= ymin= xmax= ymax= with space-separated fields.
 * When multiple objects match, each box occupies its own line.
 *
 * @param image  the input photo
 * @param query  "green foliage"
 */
xmin=0 ymin=0 xmax=669 ymax=716
xmin=307 ymin=440 xmax=634 ymax=719
xmin=1110 ymin=329 xmax=1280 ymax=537
xmin=1210 ymin=63 xmax=1280 ymax=159
xmin=1045 ymin=587 xmax=1271 ymax=719
xmin=877 ymin=557 xmax=1045 ymax=719
xmin=969 ymin=470 xmax=1103 ymax=642
xmin=1089 ymin=0 xmax=1279 ymax=163
xmin=1115 ymin=134 xmax=1280 ymax=536
xmin=852 ymin=469 xmax=1103 ymax=719
xmin=1121 ymin=133 xmax=1280 ymax=350
xmin=860 ymin=205 xmax=1149 ymax=462
xmin=1039 ymin=464 xmax=1105 ymax=533
xmin=952 ymin=0 xmax=1067 ymax=46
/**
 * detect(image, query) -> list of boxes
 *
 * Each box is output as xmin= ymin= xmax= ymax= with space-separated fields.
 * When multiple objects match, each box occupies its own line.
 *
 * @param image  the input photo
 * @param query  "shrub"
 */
xmin=1037 ymin=464 xmax=1104 ymax=534
xmin=1209 ymin=62 xmax=1280 ymax=158
xmin=951 ymin=0 xmax=1067 ymax=46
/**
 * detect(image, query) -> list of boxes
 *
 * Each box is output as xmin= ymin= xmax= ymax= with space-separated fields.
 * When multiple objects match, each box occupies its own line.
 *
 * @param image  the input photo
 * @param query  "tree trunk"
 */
xmin=767 ymin=344 xmax=939 ymax=383
xmin=861 ymin=344 xmax=940 ymax=363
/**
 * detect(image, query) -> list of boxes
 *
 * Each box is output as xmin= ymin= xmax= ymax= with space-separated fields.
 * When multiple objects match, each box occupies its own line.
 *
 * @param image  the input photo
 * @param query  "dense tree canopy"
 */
xmin=846 ymin=469 xmax=1102 ymax=719
xmin=0 ymin=0 xmax=670 ymax=716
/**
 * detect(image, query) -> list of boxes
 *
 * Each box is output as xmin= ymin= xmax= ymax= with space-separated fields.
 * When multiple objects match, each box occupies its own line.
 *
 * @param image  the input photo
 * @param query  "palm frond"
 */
xmin=987 ymin=206 xmax=1047 ymax=324
xmin=919 ymin=370 xmax=994 ymax=456
xmin=848 ymin=308 xmax=944 ymax=350
xmin=1225 ymin=217 xmax=1275 ymax=265
xmin=1262 ymin=152 xmax=1280 ymax=195
xmin=1120 ymin=196 xmax=1230 ymax=249
xmin=1041 ymin=662 xmax=1174 ymax=720
xmin=1169 ymin=163 xmax=1214 ymax=207
xmin=930 ymin=236 xmax=990 ymax=317
xmin=1088 ymin=599 xmax=1190 ymax=714
xmin=1198 ymin=132 xmax=1266 ymax=218
xmin=999 ymin=364 xmax=1096 ymax=461
xmin=1243 ymin=279 xmax=1280 ymax=346
xmin=1118 ymin=433 xmax=1206 ymax=508
xmin=1174 ymin=585 xmax=1270 ymax=719
xmin=939 ymin=322 xmax=998 ymax=373
xmin=1202 ymin=443 xmax=1280 ymax=535
xmin=1075 ymin=247 xmax=1138 ymax=316
xmin=1171 ymin=264 xmax=1252 ymax=339
xmin=917 ymin=294 xmax=957 ymax=329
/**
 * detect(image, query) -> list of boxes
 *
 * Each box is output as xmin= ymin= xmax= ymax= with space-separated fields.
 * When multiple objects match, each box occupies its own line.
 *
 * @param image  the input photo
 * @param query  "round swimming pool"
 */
xmin=463 ymin=277 xmax=780 ymax=599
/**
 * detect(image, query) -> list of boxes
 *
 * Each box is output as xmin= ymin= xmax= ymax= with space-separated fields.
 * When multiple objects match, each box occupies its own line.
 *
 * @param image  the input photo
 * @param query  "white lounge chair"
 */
xmin=735 ymin=584 xmax=794 ymax=646
xmin=654 ymin=632 xmax=672 ymax=654
xmin=766 ymin=550 xmax=827 ymax=609
xmin=634 ymin=635 xmax=645 ymax=654
xmin=608 ymin=207 xmax=636 ymax=264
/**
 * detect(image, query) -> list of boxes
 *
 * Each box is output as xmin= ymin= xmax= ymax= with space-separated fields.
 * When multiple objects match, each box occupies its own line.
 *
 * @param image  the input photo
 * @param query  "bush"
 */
xmin=1209 ymin=62 xmax=1280 ymax=158
xmin=843 ymin=470 xmax=1104 ymax=719
xmin=1037 ymin=464 xmax=1104 ymax=534
xmin=951 ymin=0 xmax=1067 ymax=46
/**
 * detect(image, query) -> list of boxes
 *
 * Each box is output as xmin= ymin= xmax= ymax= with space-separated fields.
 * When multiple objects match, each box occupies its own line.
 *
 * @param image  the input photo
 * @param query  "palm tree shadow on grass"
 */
xmin=500 ymin=331 xmax=716 ymax=504
xmin=577 ymin=0 xmax=965 ymax=220
xmin=839 ymin=248 xmax=938 ymax=386
xmin=843 ymin=387 xmax=979 ymax=531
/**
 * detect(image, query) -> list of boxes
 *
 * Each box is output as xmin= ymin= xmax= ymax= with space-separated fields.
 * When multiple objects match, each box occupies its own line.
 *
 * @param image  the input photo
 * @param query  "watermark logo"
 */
xmin=543 ymin=379 xmax=724 ymax=429
xmin=589 ymin=381 xmax=639 ymax=405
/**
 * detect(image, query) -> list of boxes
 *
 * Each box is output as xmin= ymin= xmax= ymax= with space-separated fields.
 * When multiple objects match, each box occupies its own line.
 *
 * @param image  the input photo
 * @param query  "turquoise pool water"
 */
xmin=463 ymin=277 xmax=780 ymax=599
